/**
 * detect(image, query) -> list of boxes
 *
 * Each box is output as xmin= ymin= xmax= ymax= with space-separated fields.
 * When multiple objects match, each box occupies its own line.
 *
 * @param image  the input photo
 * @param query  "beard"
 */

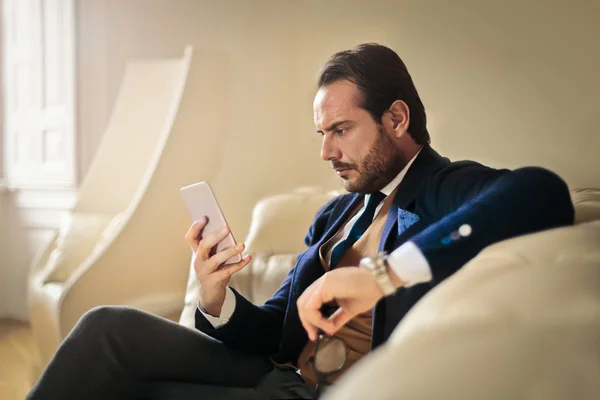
xmin=333 ymin=126 xmax=407 ymax=194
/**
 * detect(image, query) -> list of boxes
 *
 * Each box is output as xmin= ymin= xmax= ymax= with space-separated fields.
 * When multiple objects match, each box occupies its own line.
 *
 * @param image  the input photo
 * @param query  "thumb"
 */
xmin=218 ymin=254 xmax=252 ymax=279
xmin=328 ymin=307 xmax=355 ymax=334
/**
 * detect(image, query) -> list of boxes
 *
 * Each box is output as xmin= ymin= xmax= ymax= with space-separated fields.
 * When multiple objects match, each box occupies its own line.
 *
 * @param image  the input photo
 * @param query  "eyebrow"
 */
xmin=316 ymin=120 xmax=353 ymax=135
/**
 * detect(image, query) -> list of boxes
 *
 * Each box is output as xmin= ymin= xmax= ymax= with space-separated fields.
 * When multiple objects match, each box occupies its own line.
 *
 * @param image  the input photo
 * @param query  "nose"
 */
xmin=320 ymin=134 xmax=341 ymax=161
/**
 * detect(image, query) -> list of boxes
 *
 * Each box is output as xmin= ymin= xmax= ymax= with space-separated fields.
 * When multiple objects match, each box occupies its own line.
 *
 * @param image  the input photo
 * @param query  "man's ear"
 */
xmin=387 ymin=100 xmax=410 ymax=138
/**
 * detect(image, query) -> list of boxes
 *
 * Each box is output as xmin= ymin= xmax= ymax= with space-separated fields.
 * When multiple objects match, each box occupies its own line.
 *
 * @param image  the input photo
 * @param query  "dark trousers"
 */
xmin=26 ymin=306 xmax=315 ymax=400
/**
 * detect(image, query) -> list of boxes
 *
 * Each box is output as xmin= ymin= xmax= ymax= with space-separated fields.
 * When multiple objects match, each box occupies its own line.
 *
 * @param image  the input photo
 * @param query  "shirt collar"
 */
xmin=368 ymin=146 xmax=423 ymax=201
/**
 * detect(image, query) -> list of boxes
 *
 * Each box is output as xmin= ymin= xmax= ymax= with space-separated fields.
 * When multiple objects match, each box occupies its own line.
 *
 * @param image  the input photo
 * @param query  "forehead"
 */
xmin=313 ymin=80 xmax=361 ymax=127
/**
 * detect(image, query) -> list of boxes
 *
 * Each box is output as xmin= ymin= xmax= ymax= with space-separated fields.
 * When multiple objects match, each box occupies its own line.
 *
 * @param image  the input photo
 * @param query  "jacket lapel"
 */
xmin=291 ymin=193 xmax=363 ymax=299
xmin=319 ymin=194 xmax=364 ymax=249
xmin=372 ymin=145 xmax=450 ymax=350
xmin=379 ymin=145 xmax=450 ymax=252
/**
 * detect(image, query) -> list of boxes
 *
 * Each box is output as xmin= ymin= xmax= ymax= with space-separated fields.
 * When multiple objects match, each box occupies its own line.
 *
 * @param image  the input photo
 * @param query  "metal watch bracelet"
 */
xmin=359 ymin=252 xmax=396 ymax=296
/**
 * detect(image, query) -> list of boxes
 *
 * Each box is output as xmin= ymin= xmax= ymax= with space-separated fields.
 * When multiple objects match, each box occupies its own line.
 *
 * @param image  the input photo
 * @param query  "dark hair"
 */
xmin=317 ymin=43 xmax=430 ymax=145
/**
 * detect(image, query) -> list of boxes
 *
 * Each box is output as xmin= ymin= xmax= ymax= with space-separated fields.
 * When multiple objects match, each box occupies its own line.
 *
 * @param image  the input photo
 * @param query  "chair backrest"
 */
xmin=74 ymin=48 xmax=192 ymax=214
xmin=58 ymin=46 xmax=244 ymax=333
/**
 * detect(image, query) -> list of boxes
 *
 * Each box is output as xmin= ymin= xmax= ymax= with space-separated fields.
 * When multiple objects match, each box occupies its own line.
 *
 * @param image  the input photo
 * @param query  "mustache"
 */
xmin=331 ymin=161 xmax=357 ymax=170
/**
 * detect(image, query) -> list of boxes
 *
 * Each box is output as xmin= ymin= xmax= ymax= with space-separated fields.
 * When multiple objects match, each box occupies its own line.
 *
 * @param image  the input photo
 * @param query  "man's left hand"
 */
xmin=297 ymin=267 xmax=384 ymax=341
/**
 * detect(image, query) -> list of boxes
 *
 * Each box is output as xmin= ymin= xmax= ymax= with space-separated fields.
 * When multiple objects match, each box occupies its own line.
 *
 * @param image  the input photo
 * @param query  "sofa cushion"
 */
xmin=570 ymin=187 xmax=600 ymax=223
xmin=324 ymin=220 xmax=600 ymax=400
xmin=178 ymin=252 xmax=298 ymax=328
xmin=244 ymin=187 xmax=342 ymax=254
xmin=230 ymin=252 xmax=297 ymax=305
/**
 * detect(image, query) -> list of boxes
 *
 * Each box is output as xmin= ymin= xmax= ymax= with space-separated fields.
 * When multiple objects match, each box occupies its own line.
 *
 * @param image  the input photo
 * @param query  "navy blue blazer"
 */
xmin=196 ymin=145 xmax=574 ymax=365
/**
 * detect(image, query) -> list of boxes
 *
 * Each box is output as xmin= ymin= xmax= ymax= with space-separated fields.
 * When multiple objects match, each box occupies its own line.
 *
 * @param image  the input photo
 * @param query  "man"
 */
xmin=27 ymin=43 xmax=574 ymax=400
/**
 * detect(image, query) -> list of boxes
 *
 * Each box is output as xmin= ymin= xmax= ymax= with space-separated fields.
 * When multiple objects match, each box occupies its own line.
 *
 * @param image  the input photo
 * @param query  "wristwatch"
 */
xmin=359 ymin=252 xmax=396 ymax=297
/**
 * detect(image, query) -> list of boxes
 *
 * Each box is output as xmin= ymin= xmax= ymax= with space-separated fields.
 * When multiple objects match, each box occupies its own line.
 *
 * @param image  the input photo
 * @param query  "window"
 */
xmin=2 ymin=0 xmax=76 ymax=189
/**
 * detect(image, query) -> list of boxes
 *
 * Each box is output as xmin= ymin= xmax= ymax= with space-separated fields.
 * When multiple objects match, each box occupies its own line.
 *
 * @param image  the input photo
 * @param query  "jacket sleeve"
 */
xmin=194 ymin=196 xmax=341 ymax=356
xmin=411 ymin=163 xmax=574 ymax=283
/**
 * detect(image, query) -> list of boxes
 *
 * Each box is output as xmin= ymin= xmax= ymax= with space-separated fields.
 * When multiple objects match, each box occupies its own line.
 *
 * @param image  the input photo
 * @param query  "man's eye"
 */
xmin=335 ymin=129 xmax=345 ymax=136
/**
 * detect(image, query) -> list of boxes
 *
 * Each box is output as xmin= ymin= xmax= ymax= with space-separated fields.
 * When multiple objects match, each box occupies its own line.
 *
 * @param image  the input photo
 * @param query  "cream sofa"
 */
xmin=180 ymin=187 xmax=600 ymax=399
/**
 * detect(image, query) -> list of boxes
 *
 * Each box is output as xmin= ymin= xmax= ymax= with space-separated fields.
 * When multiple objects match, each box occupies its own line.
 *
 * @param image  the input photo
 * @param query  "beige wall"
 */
xmin=76 ymin=0 xmax=600 ymax=204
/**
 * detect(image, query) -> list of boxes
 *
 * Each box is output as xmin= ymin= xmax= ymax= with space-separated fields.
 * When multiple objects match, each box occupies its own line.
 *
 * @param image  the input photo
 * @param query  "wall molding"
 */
xmin=14 ymin=187 xmax=77 ymax=210
xmin=13 ymin=187 xmax=76 ymax=229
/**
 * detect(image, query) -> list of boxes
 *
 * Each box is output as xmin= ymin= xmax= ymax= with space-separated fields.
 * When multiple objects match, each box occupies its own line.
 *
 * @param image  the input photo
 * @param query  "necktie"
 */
xmin=329 ymin=191 xmax=386 ymax=269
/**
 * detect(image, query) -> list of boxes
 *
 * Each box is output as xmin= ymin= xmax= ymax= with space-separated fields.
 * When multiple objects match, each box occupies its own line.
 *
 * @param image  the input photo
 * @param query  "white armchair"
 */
xmin=28 ymin=46 xmax=235 ymax=368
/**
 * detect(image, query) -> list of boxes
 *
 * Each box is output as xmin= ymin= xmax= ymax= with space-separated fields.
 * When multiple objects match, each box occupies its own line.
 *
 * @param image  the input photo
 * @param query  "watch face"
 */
xmin=359 ymin=257 xmax=374 ymax=270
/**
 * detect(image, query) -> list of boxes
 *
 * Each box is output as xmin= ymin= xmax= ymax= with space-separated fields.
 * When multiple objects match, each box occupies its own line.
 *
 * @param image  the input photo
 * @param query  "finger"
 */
xmin=298 ymin=310 xmax=318 ymax=342
xmin=216 ymin=254 xmax=252 ymax=278
xmin=304 ymin=277 xmax=338 ymax=335
xmin=305 ymin=275 xmax=335 ymax=310
xmin=327 ymin=307 xmax=355 ymax=334
xmin=299 ymin=313 xmax=317 ymax=342
xmin=305 ymin=306 xmax=337 ymax=336
xmin=205 ymin=243 xmax=246 ymax=274
xmin=297 ymin=284 xmax=320 ymax=341
xmin=299 ymin=281 xmax=337 ymax=340
xmin=184 ymin=217 xmax=208 ymax=251
xmin=196 ymin=226 xmax=231 ymax=260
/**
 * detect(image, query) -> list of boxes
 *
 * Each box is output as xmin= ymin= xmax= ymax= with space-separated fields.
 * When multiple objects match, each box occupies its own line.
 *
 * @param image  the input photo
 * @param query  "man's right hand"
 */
xmin=185 ymin=217 xmax=252 ymax=317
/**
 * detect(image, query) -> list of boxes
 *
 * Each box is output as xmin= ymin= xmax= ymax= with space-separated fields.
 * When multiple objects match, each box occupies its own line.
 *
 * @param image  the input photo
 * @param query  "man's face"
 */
xmin=314 ymin=80 xmax=405 ymax=194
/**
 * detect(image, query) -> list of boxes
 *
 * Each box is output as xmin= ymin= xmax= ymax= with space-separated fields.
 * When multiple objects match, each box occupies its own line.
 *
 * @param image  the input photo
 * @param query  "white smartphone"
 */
xmin=179 ymin=181 xmax=242 ymax=265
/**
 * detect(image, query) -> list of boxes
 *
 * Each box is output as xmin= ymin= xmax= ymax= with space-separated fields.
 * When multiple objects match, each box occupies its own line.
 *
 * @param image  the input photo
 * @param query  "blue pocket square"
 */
xmin=397 ymin=209 xmax=420 ymax=235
